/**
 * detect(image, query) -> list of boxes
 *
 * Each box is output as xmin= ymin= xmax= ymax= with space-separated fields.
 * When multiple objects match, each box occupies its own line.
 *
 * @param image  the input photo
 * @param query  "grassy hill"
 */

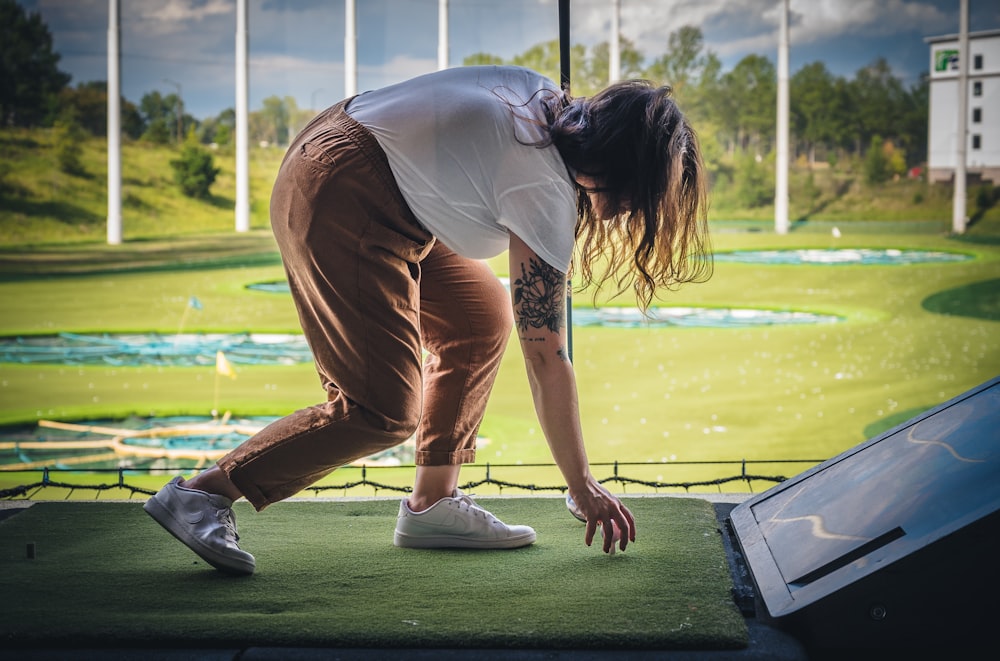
xmin=2 ymin=127 xmax=998 ymax=247
xmin=0 ymin=128 xmax=281 ymax=246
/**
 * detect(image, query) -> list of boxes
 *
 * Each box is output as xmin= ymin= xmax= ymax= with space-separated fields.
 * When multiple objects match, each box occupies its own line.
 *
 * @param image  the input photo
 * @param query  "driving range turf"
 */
xmin=1 ymin=218 xmax=998 ymax=495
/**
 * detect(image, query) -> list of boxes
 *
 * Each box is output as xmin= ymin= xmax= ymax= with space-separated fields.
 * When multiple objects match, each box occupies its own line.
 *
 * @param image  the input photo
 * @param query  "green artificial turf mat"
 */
xmin=0 ymin=497 xmax=747 ymax=651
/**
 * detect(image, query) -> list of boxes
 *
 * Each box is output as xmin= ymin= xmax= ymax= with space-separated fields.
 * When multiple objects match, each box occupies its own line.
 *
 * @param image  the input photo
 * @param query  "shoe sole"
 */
xmin=393 ymin=530 xmax=536 ymax=549
xmin=143 ymin=497 xmax=255 ymax=575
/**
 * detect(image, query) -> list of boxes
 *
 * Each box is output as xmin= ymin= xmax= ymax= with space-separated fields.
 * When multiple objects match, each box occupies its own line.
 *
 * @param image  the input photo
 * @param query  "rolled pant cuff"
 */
xmin=218 ymin=459 xmax=272 ymax=512
xmin=414 ymin=448 xmax=476 ymax=465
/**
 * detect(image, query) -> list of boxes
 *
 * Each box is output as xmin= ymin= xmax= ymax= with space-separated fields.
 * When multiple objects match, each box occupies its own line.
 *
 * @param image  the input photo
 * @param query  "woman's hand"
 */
xmin=569 ymin=478 xmax=636 ymax=553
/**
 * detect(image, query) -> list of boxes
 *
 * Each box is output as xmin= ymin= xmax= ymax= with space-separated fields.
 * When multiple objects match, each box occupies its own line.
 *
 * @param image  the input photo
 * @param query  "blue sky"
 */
xmin=19 ymin=0 xmax=1000 ymax=119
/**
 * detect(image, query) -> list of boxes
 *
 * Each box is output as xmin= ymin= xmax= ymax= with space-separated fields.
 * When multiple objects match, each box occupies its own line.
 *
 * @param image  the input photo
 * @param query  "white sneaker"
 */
xmin=143 ymin=475 xmax=256 ymax=575
xmin=394 ymin=489 xmax=536 ymax=549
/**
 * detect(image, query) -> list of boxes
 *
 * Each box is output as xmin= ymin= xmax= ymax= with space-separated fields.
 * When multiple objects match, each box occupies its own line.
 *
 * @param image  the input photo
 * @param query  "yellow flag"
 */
xmin=216 ymin=351 xmax=237 ymax=379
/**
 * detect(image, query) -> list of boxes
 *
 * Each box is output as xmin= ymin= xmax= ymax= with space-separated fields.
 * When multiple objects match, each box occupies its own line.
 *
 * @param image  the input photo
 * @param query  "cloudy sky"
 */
xmin=19 ymin=0 xmax=1000 ymax=119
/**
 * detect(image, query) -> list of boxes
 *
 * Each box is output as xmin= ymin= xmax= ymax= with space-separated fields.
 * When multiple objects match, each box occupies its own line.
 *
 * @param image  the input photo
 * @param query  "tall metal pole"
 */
xmin=559 ymin=0 xmax=573 ymax=361
xmin=774 ymin=0 xmax=790 ymax=235
xmin=345 ymin=0 xmax=357 ymax=97
xmin=559 ymin=1 xmax=570 ymax=93
xmin=438 ymin=0 xmax=449 ymax=71
xmin=953 ymin=0 xmax=969 ymax=235
xmin=610 ymin=0 xmax=621 ymax=83
xmin=106 ymin=0 xmax=122 ymax=245
xmin=235 ymin=0 xmax=250 ymax=232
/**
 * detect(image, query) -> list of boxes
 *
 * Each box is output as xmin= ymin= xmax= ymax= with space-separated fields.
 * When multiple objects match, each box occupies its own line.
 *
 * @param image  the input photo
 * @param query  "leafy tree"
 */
xmin=140 ymin=91 xmax=170 ymax=123
xmin=58 ymin=82 xmax=107 ymax=135
xmin=197 ymin=116 xmax=220 ymax=145
xmin=57 ymin=81 xmax=144 ymax=139
xmin=170 ymin=130 xmax=220 ymax=198
xmin=864 ymin=135 xmax=890 ymax=184
xmin=897 ymin=77 xmax=929 ymax=168
xmin=140 ymin=90 xmax=186 ymax=143
xmin=216 ymin=107 xmax=236 ymax=127
xmin=677 ymin=50 xmax=723 ymax=134
xmin=53 ymin=114 xmax=86 ymax=176
xmin=736 ymin=152 xmax=774 ymax=207
xmin=883 ymin=139 xmax=907 ymax=178
xmin=828 ymin=77 xmax=856 ymax=154
xmin=0 ymin=0 xmax=71 ymax=126
xmin=693 ymin=118 xmax=727 ymax=185
xmin=646 ymin=26 xmax=707 ymax=98
xmin=213 ymin=122 xmax=232 ymax=146
xmin=579 ymin=36 xmax=644 ymax=95
xmin=194 ymin=107 xmax=237 ymax=146
xmin=122 ymin=101 xmax=145 ymax=140
xmin=463 ymin=52 xmax=504 ymax=66
xmin=508 ymin=39 xmax=567 ymax=87
xmin=643 ymin=26 xmax=724 ymax=135
xmin=465 ymin=38 xmax=587 ymax=95
xmin=143 ymin=118 xmax=172 ymax=144
xmin=847 ymin=58 xmax=907 ymax=156
xmin=791 ymin=62 xmax=846 ymax=167
xmin=718 ymin=55 xmax=776 ymax=155
xmin=251 ymin=95 xmax=299 ymax=146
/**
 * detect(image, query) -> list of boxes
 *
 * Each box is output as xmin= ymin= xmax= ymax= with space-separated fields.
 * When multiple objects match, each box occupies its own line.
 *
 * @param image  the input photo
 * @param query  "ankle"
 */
xmin=407 ymin=492 xmax=450 ymax=513
xmin=184 ymin=467 xmax=242 ymax=502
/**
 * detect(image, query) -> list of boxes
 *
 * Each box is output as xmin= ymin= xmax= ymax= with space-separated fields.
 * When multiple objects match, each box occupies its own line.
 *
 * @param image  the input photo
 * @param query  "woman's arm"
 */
xmin=508 ymin=232 xmax=635 ymax=552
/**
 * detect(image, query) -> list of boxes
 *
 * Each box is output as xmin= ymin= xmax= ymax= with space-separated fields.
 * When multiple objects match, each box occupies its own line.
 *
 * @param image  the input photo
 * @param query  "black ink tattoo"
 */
xmin=513 ymin=257 xmax=565 ymax=334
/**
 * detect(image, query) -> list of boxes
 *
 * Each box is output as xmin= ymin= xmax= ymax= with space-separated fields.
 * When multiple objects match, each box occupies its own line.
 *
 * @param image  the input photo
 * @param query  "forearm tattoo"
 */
xmin=513 ymin=257 xmax=565 ymax=334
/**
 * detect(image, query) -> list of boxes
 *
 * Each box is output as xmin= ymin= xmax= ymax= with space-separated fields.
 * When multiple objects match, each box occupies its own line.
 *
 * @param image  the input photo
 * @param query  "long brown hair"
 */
xmin=547 ymin=80 xmax=713 ymax=310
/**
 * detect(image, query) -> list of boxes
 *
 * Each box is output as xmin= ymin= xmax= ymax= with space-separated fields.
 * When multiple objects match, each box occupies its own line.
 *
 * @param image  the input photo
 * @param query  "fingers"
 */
xmin=571 ymin=484 xmax=637 ymax=554
xmin=597 ymin=505 xmax=634 ymax=554
xmin=601 ymin=519 xmax=617 ymax=554
xmin=621 ymin=503 xmax=636 ymax=543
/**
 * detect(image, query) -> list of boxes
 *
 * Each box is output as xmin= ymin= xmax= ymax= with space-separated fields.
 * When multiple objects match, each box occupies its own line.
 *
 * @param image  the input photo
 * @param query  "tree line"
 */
xmin=465 ymin=25 xmax=928 ymax=193
xmin=3 ymin=0 xmax=928 ymax=202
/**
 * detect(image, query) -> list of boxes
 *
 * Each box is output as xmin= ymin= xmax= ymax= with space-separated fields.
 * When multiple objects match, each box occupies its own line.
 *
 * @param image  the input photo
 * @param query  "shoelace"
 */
xmin=454 ymin=492 xmax=496 ymax=523
xmin=215 ymin=507 xmax=241 ymax=544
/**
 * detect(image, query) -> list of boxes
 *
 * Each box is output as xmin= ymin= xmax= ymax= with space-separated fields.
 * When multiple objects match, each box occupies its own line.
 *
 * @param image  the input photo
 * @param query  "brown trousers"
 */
xmin=219 ymin=101 xmax=513 ymax=510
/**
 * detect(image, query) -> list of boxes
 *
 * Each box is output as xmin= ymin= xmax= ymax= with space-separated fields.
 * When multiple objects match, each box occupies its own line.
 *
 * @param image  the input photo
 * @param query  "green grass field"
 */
xmin=1 ymin=127 xmax=999 ymax=497
xmin=2 ymin=222 xmax=998 ymax=497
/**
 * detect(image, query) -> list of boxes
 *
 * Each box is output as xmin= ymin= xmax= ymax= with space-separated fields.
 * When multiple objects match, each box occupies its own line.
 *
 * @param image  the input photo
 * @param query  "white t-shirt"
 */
xmin=347 ymin=66 xmax=577 ymax=273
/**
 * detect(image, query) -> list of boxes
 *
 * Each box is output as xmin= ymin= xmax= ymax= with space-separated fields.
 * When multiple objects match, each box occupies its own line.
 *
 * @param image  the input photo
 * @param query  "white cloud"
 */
xmin=570 ymin=0 xmax=951 ymax=61
xmin=790 ymin=0 xmax=948 ymax=43
xmin=248 ymin=52 xmax=343 ymax=101
xmin=146 ymin=0 xmax=233 ymax=24
xmin=575 ymin=0 xmax=731 ymax=56
xmin=358 ymin=54 xmax=439 ymax=91
xmin=241 ymin=52 xmax=435 ymax=112
xmin=251 ymin=52 xmax=340 ymax=75
xmin=129 ymin=0 xmax=234 ymax=37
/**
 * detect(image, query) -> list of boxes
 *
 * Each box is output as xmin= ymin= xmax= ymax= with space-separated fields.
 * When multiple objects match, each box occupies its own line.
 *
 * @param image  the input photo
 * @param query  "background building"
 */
xmin=926 ymin=29 xmax=1000 ymax=184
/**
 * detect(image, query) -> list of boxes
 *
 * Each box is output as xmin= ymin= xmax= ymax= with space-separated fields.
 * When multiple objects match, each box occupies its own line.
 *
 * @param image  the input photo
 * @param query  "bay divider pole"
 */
xmin=559 ymin=0 xmax=574 ymax=361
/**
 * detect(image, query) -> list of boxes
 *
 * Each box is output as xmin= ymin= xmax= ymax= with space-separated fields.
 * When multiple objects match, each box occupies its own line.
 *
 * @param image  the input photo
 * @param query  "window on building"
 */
xmin=973 ymin=108 xmax=982 ymax=123
xmin=973 ymin=54 xmax=983 ymax=70
xmin=972 ymin=134 xmax=981 ymax=150
xmin=973 ymin=81 xmax=982 ymax=96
